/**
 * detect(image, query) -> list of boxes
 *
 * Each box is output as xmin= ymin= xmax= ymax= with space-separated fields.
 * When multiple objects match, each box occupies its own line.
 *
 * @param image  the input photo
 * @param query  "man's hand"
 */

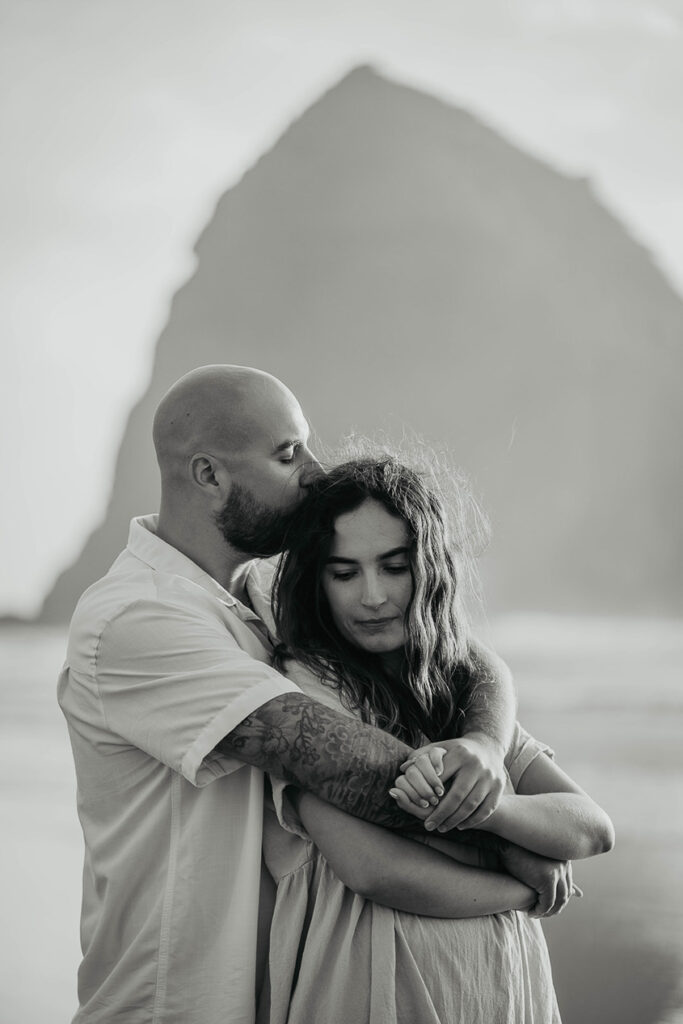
xmin=393 ymin=732 xmax=507 ymax=832
xmin=499 ymin=842 xmax=582 ymax=918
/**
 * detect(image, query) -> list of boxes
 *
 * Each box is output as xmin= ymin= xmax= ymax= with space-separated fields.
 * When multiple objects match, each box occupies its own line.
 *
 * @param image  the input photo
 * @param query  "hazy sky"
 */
xmin=2 ymin=0 xmax=683 ymax=615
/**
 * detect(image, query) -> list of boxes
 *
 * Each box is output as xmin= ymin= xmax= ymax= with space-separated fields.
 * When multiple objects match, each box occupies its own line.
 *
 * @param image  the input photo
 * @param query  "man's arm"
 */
xmin=399 ymin=639 xmax=517 ymax=831
xmin=91 ymin=594 xmax=511 ymax=831
xmin=220 ymin=643 xmax=515 ymax=831
xmin=221 ymin=688 xmax=583 ymax=917
xmin=218 ymin=692 xmax=416 ymax=829
xmin=462 ymin=638 xmax=516 ymax=751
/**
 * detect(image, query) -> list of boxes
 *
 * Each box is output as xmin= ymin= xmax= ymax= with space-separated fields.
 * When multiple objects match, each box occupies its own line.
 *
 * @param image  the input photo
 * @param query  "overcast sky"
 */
xmin=2 ymin=0 xmax=682 ymax=615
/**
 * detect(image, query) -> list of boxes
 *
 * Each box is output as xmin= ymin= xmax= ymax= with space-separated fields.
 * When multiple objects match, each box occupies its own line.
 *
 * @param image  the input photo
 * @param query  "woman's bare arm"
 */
xmin=393 ymin=746 xmax=615 ymax=860
xmin=294 ymin=790 xmax=535 ymax=919
xmin=474 ymin=753 xmax=615 ymax=859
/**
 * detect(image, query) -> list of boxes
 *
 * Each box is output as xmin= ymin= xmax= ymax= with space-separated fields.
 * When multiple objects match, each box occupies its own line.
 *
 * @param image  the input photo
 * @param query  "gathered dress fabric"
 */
xmin=258 ymin=665 xmax=561 ymax=1024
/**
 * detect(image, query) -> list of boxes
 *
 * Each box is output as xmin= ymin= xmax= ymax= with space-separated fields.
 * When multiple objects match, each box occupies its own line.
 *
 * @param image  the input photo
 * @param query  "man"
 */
xmin=59 ymin=365 xmax=517 ymax=1024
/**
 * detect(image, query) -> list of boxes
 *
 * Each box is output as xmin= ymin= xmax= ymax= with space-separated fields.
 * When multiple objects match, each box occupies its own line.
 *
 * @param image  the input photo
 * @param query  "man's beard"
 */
xmin=214 ymin=482 xmax=300 ymax=557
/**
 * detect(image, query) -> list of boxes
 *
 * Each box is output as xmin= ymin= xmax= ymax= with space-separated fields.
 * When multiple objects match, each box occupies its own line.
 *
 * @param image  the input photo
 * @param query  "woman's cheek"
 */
xmin=326 ymin=588 xmax=348 ymax=632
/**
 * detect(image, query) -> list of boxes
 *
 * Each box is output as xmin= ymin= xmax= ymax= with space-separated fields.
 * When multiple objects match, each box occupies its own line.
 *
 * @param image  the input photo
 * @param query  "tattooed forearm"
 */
xmin=219 ymin=693 xmax=509 ymax=863
xmin=219 ymin=693 xmax=418 ymax=829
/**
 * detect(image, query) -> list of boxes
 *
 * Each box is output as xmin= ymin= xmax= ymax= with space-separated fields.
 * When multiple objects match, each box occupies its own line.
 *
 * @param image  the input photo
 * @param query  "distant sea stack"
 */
xmin=40 ymin=66 xmax=683 ymax=622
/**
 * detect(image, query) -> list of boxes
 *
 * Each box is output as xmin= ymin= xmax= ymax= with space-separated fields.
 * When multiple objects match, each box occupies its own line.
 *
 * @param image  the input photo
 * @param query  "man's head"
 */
xmin=153 ymin=365 xmax=320 ymax=559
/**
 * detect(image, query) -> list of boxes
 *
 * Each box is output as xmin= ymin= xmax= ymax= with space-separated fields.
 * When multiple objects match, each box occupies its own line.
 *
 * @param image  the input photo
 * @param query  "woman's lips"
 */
xmin=355 ymin=617 xmax=398 ymax=631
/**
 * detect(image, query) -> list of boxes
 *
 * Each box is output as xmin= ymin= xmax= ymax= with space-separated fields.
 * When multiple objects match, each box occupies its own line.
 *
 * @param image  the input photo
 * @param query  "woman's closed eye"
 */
xmin=329 ymin=564 xmax=409 ymax=581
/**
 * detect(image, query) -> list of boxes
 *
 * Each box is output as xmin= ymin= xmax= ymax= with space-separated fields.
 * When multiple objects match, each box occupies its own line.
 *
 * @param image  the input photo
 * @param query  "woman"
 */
xmin=258 ymin=455 xmax=614 ymax=1024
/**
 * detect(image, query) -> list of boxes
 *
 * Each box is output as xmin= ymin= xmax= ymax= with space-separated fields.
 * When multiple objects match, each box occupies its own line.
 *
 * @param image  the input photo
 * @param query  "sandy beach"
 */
xmin=1 ymin=616 xmax=682 ymax=1024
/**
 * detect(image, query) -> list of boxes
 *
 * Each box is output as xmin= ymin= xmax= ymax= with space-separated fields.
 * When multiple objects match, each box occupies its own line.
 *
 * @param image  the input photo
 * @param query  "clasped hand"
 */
xmin=390 ymin=734 xmax=507 ymax=832
xmin=390 ymin=737 xmax=584 ymax=917
xmin=499 ymin=842 xmax=581 ymax=917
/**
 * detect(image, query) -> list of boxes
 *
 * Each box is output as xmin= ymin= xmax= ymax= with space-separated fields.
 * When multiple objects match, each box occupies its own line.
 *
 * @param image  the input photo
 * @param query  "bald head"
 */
xmin=153 ymin=364 xmax=297 ymax=478
xmin=152 ymin=364 xmax=319 ymax=576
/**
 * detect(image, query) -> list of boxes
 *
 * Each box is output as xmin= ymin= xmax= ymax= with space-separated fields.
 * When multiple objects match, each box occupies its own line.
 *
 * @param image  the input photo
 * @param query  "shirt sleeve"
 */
xmin=505 ymin=721 xmax=555 ymax=791
xmin=93 ymin=597 xmax=301 ymax=786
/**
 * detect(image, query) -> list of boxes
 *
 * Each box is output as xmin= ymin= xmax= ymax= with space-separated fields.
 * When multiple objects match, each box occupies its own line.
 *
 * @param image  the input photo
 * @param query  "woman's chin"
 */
xmin=352 ymin=636 xmax=406 ymax=665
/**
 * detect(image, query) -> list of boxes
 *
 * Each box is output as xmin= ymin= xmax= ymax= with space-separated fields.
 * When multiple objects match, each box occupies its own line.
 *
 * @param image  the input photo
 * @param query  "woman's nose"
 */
xmin=361 ymin=576 xmax=386 ymax=608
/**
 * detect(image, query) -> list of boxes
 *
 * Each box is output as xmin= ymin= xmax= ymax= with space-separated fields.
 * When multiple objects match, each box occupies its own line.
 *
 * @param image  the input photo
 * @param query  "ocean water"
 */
xmin=1 ymin=618 xmax=682 ymax=1024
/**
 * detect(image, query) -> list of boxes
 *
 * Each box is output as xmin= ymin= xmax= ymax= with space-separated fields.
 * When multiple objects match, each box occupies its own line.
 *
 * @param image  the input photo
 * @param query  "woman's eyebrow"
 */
xmin=325 ymin=546 xmax=409 ymax=565
xmin=377 ymin=546 xmax=410 ymax=560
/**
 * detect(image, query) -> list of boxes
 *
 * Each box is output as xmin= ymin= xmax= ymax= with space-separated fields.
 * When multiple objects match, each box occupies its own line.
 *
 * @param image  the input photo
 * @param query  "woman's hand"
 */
xmin=391 ymin=735 xmax=507 ymax=829
xmin=498 ymin=842 xmax=583 ymax=918
xmin=391 ymin=744 xmax=449 ymax=812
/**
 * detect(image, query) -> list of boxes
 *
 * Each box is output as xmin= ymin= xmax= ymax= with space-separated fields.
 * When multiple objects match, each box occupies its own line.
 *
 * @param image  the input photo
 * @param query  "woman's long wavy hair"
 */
xmin=273 ymin=446 xmax=489 ymax=746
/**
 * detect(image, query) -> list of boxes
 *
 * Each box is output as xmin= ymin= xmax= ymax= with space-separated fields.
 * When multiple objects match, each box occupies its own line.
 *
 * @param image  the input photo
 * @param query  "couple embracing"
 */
xmin=59 ymin=364 xmax=614 ymax=1024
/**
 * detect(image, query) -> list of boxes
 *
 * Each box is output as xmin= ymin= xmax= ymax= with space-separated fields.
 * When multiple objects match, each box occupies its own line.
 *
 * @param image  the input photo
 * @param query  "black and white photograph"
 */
xmin=1 ymin=3 xmax=682 ymax=1023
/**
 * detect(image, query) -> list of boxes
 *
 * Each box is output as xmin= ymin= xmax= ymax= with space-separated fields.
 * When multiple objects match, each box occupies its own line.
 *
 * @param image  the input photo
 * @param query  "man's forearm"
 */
xmin=219 ymin=693 xmax=509 ymax=858
xmin=218 ymin=693 xmax=416 ymax=828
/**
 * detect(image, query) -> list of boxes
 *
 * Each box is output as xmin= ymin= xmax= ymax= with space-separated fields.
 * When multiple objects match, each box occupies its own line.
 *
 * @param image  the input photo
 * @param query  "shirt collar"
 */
xmin=127 ymin=515 xmax=277 ymax=628
xmin=126 ymin=515 xmax=239 ymax=606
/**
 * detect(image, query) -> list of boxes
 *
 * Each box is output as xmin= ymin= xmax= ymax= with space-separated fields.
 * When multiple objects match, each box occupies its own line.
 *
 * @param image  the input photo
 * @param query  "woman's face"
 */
xmin=321 ymin=498 xmax=413 ymax=659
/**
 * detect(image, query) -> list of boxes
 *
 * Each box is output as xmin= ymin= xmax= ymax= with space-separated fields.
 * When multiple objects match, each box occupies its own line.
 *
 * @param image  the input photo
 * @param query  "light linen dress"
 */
xmin=259 ymin=666 xmax=561 ymax=1024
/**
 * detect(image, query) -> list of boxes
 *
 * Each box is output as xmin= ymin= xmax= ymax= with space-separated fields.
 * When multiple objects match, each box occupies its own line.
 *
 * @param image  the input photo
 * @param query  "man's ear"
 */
xmin=190 ymin=453 xmax=231 ymax=497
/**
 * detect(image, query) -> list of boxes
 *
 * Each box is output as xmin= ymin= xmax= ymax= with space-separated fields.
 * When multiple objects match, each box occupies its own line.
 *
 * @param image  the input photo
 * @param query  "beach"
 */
xmin=1 ymin=617 xmax=682 ymax=1024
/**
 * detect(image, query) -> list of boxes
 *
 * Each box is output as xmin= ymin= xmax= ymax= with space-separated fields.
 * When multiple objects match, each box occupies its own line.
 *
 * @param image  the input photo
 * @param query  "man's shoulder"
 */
xmin=67 ymin=555 xmax=153 ymax=658
xmin=68 ymin=552 xmax=215 ymax=648
xmin=66 ymin=576 xmax=239 ymax=693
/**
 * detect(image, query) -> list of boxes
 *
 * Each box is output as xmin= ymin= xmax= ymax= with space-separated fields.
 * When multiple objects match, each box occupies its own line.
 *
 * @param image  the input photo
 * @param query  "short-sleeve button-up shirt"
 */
xmin=58 ymin=515 xmax=299 ymax=1024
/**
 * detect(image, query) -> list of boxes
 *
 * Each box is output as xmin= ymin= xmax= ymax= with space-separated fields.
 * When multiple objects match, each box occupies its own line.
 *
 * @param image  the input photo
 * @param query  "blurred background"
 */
xmin=1 ymin=2 xmax=682 ymax=1021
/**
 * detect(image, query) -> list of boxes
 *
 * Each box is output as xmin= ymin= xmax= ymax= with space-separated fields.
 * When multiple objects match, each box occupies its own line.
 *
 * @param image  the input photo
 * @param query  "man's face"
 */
xmin=215 ymin=387 xmax=320 ymax=556
xmin=215 ymin=480 xmax=303 ymax=557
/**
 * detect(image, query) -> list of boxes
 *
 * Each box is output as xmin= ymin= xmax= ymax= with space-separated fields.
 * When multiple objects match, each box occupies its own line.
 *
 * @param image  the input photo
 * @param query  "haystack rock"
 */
xmin=40 ymin=66 xmax=683 ymax=622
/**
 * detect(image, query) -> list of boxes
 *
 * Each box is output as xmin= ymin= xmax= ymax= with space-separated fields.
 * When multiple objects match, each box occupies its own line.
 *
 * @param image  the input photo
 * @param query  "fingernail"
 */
xmin=420 ymin=799 xmax=430 ymax=808
xmin=389 ymin=789 xmax=400 ymax=799
xmin=435 ymin=787 xmax=444 ymax=797
xmin=429 ymin=797 xmax=439 ymax=806
xmin=425 ymin=821 xmax=436 ymax=831
xmin=437 ymin=825 xmax=449 ymax=833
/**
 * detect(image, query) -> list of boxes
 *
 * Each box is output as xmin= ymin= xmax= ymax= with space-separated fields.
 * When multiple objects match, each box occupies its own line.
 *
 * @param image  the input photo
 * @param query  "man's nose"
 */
xmin=299 ymin=450 xmax=325 ymax=486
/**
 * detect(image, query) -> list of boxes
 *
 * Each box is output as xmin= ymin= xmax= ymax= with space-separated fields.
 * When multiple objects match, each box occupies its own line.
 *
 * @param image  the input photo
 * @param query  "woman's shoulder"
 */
xmin=505 ymin=722 xmax=555 ymax=789
xmin=282 ymin=658 xmax=360 ymax=720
